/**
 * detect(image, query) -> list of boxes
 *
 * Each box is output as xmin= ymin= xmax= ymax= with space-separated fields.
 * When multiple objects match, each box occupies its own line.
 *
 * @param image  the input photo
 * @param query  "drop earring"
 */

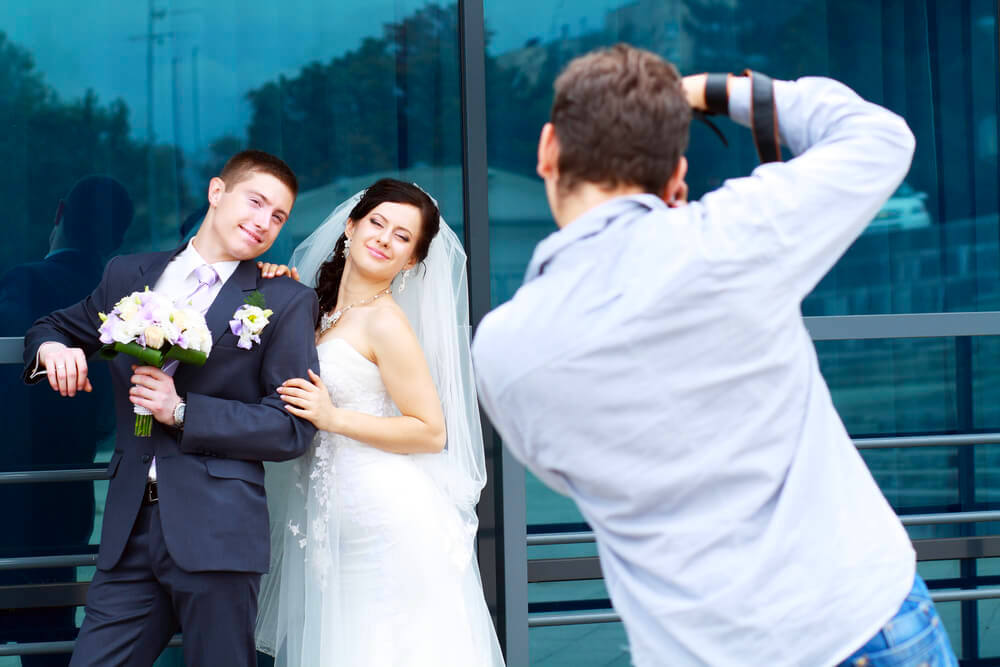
xmin=398 ymin=268 xmax=413 ymax=292
xmin=342 ymin=236 xmax=352 ymax=259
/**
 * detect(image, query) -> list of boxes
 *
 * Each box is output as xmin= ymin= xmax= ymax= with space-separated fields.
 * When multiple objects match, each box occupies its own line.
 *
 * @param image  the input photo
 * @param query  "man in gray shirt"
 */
xmin=472 ymin=44 xmax=957 ymax=666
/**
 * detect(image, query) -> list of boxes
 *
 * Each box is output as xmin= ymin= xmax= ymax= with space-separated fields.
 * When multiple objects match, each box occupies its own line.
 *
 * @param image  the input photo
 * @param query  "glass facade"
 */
xmin=1 ymin=0 xmax=998 ymax=664
xmin=483 ymin=0 xmax=1000 ymax=663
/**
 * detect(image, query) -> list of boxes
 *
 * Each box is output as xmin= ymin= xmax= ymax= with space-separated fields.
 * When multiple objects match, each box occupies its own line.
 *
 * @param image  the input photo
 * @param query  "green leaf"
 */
xmin=163 ymin=346 xmax=208 ymax=367
xmin=244 ymin=291 xmax=267 ymax=309
xmin=110 ymin=342 xmax=165 ymax=367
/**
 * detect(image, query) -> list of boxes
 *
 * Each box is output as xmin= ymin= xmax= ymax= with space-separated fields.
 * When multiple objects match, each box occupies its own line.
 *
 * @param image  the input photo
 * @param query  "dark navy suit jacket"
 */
xmin=22 ymin=246 xmax=319 ymax=574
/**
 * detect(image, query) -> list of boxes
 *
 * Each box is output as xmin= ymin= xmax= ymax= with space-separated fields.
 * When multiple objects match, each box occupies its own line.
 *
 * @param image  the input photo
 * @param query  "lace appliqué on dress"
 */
xmin=284 ymin=431 xmax=339 ymax=589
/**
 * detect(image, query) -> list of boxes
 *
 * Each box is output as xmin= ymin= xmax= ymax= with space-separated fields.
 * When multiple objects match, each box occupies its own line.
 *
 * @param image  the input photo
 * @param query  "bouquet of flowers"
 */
xmin=97 ymin=288 xmax=213 ymax=436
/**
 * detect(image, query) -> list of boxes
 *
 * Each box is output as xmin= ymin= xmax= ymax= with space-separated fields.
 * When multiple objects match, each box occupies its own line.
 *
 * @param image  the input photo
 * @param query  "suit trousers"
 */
xmin=70 ymin=502 xmax=260 ymax=667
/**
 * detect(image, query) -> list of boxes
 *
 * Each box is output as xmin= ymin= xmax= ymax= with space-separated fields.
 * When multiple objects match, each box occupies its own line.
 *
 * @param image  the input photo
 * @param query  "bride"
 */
xmin=254 ymin=179 xmax=504 ymax=666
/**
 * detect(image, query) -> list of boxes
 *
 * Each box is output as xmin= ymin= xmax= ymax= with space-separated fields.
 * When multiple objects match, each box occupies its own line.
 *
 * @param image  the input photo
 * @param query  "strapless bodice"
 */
xmin=316 ymin=338 xmax=396 ymax=418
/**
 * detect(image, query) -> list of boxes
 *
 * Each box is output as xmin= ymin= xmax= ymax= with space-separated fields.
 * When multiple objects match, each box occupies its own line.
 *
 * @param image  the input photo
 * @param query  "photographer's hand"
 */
xmin=682 ymin=74 xmax=709 ymax=111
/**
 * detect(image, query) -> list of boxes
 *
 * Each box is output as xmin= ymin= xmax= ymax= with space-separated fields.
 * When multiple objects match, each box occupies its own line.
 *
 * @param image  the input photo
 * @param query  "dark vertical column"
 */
xmin=956 ymin=334 xmax=978 ymax=660
xmin=457 ymin=0 xmax=507 ymax=651
xmin=395 ymin=22 xmax=410 ymax=169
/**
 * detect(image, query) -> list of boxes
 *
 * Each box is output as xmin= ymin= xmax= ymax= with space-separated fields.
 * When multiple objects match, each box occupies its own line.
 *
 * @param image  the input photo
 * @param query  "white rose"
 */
xmin=144 ymin=326 xmax=166 ymax=349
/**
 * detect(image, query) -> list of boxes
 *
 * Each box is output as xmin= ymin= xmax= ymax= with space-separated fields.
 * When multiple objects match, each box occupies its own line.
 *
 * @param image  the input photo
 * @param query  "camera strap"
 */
xmin=700 ymin=70 xmax=782 ymax=163
xmin=745 ymin=69 xmax=782 ymax=163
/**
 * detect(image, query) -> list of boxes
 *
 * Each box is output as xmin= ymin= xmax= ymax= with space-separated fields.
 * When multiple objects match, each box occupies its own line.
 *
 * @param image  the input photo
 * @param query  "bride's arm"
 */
xmin=278 ymin=308 xmax=447 ymax=454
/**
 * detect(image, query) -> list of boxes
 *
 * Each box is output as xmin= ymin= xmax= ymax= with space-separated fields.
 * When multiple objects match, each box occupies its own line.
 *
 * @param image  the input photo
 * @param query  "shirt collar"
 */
xmin=524 ymin=193 xmax=666 ymax=281
xmin=177 ymin=240 xmax=241 ymax=285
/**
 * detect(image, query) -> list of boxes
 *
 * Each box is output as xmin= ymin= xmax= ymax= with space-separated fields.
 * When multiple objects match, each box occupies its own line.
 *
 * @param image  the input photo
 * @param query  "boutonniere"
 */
xmin=229 ymin=291 xmax=273 ymax=350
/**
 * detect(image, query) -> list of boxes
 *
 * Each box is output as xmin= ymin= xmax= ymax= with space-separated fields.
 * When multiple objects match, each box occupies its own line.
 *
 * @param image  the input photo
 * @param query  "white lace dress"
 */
xmin=257 ymin=338 xmax=505 ymax=667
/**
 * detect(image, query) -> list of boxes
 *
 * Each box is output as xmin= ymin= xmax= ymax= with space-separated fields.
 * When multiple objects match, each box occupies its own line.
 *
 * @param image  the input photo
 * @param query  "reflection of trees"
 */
xmin=0 ymin=31 xmax=191 ymax=275
xmin=244 ymin=4 xmax=462 ymax=192
xmin=683 ymin=0 xmax=828 ymax=77
xmin=238 ymin=2 xmax=606 ymax=186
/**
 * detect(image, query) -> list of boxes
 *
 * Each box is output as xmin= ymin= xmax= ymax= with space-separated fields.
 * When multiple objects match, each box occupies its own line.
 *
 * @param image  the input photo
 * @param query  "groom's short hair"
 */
xmin=219 ymin=150 xmax=299 ymax=198
xmin=550 ymin=44 xmax=691 ymax=196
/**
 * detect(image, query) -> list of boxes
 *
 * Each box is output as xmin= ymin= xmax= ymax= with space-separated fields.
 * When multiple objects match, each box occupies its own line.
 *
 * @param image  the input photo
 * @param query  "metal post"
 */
xmin=955 ymin=335 xmax=979 ymax=660
xmin=457 ymin=0 xmax=530 ymax=661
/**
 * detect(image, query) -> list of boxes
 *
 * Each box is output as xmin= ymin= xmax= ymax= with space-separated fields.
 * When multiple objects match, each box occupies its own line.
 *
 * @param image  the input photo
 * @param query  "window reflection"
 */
xmin=485 ymin=0 xmax=999 ymax=314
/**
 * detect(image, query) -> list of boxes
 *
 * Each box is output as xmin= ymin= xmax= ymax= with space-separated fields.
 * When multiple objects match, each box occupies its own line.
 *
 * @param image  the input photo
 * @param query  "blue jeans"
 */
xmin=838 ymin=574 xmax=958 ymax=667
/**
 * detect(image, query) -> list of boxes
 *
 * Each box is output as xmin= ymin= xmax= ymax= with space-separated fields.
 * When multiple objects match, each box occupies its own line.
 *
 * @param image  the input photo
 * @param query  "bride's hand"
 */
xmin=278 ymin=369 xmax=338 ymax=431
xmin=257 ymin=261 xmax=301 ymax=282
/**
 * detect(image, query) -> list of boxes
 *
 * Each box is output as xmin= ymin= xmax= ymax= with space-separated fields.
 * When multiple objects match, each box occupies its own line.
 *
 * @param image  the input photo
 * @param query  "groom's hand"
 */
xmin=130 ymin=365 xmax=181 ymax=426
xmin=38 ymin=341 xmax=92 ymax=397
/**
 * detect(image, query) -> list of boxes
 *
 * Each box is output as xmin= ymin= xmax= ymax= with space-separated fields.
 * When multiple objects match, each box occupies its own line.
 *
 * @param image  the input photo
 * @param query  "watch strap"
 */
xmin=173 ymin=400 xmax=186 ymax=429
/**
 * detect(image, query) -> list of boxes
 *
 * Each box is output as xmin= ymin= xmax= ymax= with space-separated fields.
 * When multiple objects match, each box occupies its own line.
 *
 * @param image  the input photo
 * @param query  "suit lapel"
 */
xmin=128 ymin=246 xmax=186 ymax=296
xmin=204 ymin=259 xmax=259 ymax=347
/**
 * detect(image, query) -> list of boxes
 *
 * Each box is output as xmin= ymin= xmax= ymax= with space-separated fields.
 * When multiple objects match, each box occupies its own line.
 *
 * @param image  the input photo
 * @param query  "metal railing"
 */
xmin=0 ymin=637 xmax=183 ymax=658
xmin=527 ymin=586 xmax=1000 ymax=627
xmin=525 ymin=431 xmax=1000 ymax=627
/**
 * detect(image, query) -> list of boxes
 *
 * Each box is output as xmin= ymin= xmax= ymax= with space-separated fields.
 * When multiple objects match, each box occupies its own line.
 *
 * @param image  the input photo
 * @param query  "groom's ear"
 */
xmin=207 ymin=177 xmax=225 ymax=206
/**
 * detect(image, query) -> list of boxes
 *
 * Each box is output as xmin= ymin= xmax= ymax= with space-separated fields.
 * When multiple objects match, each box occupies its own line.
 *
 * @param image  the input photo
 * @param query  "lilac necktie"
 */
xmin=183 ymin=264 xmax=220 ymax=314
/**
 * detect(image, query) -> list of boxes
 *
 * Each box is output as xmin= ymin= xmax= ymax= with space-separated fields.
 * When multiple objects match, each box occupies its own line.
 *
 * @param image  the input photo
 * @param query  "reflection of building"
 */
xmin=495 ymin=0 xmax=693 ymax=83
xmin=806 ymin=214 xmax=1000 ymax=315
xmin=603 ymin=0 xmax=688 ymax=63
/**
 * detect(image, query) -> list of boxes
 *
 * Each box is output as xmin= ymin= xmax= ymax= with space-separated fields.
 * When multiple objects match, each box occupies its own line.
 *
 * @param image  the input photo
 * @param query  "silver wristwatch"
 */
xmin=173 ymin=400 xmax=186 ymax=429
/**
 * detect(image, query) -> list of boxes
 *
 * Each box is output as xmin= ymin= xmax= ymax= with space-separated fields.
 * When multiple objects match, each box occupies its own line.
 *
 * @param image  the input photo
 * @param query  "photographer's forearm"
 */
xmin=694 ymin=74 xmax=914 ymax=299
xmin=723 ymin=76 xmax=913 ymax=160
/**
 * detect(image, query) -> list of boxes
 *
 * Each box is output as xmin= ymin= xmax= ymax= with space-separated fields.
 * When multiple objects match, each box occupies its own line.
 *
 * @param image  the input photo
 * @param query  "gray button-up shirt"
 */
xmin=473 ymin=77 xmax=916 ymax=666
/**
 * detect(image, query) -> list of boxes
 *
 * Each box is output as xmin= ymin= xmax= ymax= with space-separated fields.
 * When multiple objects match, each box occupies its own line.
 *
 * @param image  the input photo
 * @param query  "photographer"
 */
xmin=472 ymin=44 xmax=955 ymax=666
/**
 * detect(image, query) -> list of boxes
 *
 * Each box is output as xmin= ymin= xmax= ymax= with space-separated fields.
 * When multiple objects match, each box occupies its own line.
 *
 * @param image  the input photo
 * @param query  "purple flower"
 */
xmin=229 ymin=319 xmax=253 ymax=350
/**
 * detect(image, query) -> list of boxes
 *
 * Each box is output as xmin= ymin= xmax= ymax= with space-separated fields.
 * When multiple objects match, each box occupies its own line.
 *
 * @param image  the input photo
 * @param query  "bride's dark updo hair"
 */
xmin=315 ymin=178 xmax=440 ymax=323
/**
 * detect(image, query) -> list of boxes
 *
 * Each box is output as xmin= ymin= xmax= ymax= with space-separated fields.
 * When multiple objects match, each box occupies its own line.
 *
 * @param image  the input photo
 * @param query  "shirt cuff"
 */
xmin=28 ymin=345 xmax=49 ymax=380
xmin=727 ymin=77 xmax=752 ymax=128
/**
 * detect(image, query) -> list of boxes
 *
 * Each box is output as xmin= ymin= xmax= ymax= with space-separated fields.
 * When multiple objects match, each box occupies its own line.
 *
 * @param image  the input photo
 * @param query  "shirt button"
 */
xmin=854 ymin=658 xmax=869 ymax=667
xmin=141 ymin=455 xmax=151 ymax=464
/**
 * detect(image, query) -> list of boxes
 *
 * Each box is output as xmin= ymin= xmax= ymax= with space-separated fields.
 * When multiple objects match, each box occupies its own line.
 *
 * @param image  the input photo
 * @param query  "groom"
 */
xmin=23 ymin=150 xmax=319 ymax=666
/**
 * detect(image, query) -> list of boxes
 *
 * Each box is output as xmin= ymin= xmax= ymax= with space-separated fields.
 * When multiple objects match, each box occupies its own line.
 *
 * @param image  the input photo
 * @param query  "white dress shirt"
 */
xmin=147 ymin=240 xmax=239 ymax=480
xmin=472 ymin=77 xmax=917 ymax=666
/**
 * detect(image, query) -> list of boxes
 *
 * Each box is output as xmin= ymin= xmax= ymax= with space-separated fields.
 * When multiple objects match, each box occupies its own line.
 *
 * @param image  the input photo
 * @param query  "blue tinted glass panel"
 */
xmin=528 ymin=623 xmax=631 ymax=666
xmin=486 ymin=1 xmax=999 ymax=314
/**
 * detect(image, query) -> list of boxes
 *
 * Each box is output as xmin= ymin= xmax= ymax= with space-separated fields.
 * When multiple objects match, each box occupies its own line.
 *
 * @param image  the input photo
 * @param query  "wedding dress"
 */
xmin=257 ymin=338 xmax=503 ymax=666
xmin=256 ymin=188 xmax=504 ymax=666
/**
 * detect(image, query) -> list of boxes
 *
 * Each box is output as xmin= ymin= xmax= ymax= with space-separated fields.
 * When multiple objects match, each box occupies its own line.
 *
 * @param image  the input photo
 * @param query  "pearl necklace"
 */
xmin=318 ymin=287 xmax=392 ymax=335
